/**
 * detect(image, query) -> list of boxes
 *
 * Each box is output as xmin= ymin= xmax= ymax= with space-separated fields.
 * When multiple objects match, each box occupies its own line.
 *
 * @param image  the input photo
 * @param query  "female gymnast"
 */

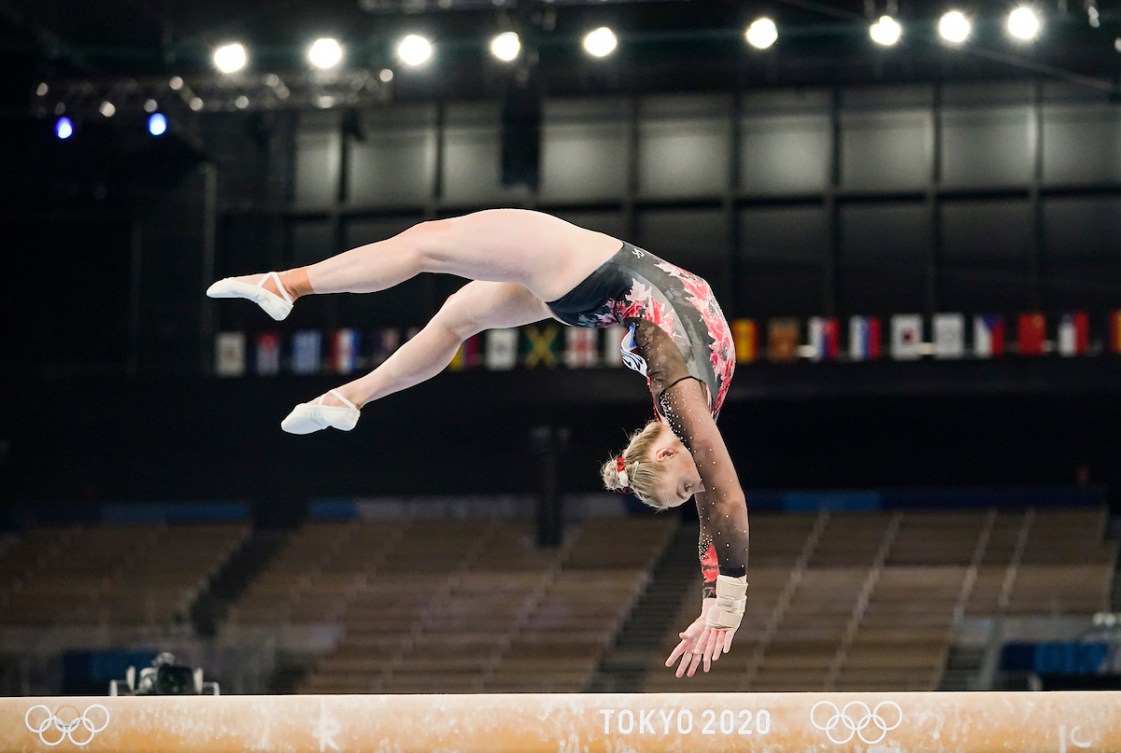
xmin=208 ymin=209 xmax=749 ymax=678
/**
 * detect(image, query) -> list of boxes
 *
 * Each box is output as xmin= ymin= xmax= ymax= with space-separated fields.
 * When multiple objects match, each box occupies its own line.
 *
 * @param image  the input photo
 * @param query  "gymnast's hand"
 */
xmin=665 ymin=599 xmax=736 ymax=678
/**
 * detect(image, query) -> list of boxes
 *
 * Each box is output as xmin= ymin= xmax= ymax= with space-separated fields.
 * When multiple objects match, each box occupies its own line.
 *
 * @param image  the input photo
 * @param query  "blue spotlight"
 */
xmin=55 ymin=116 xmax=74 ymax=140
xmin=148 ymin=112 xmax=168 ymax=136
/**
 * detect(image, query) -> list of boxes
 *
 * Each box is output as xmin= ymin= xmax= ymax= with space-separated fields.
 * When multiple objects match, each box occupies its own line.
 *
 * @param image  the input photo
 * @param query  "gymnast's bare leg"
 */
xmin=207 ymin=209 xmax=620 ymax=432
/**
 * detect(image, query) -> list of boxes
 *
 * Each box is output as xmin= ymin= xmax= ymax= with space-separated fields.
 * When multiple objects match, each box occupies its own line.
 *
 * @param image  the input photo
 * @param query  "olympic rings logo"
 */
xmin=25 ymin=704 xmax=111 ymax=747
xmin=809 ymin=700 xmax=903 ymax=745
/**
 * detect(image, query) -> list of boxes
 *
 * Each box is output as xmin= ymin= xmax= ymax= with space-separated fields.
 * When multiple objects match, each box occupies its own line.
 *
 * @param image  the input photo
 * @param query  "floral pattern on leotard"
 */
xmin=654 ymin=261 xmax=735 ymax=414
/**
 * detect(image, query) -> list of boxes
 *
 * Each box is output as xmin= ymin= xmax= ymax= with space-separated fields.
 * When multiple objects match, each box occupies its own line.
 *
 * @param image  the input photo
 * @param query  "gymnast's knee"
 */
xmin=400 ymin=219 xmax=454 ymax=274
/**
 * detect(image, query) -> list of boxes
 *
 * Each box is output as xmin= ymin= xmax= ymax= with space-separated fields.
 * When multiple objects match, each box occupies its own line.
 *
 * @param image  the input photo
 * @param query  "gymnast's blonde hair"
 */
xmin=601 ymin=420 xmax=669 ymax=509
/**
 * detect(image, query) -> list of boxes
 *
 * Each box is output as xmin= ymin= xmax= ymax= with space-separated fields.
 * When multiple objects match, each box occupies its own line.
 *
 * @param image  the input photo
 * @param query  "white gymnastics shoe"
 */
xmin=206 ymin=272 xmax=294 ymax=321
xmin=281 ymin=390 xmax=361 ymax=435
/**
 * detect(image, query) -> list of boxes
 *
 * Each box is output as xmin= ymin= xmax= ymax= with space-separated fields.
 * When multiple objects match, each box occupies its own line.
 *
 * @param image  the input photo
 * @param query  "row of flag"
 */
xmin=214 ymin=324 xmax=620 ymax=377
xmin=214 ymin=311 xmax=1121 ymax=377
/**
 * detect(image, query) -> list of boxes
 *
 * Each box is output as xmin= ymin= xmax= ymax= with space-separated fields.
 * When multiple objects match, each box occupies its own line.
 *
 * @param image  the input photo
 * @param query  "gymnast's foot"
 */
xmin=206 ymin=269 xmax=310 ymax=321
xmin=281 ymin=389 xmax=361 ymax=435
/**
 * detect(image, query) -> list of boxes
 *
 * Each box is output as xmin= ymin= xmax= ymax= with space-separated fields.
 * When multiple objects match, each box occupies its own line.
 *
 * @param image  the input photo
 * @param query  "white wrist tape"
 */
xmin=705 ymin=575 xmax=748 ymax=629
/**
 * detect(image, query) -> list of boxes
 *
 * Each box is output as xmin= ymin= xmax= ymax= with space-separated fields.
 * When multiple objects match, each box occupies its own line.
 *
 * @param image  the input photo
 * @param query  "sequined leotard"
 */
xmin=547 ymin=242 xmax=746 ymax=591
xmin=546 ymin=242 xmax=735 ymax=418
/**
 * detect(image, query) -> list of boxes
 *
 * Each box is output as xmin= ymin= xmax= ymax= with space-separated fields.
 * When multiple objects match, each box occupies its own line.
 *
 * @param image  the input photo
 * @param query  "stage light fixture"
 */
xmin=938 ymin=10 xmax=971 ymax=44
xmin=490 ymin=31 xmax=521 ymax=62
xmin=148 ymin=113 xmax=167 ymax=136
xmin=189 ymin=97 xmax=204 ymax=112
xmin=213 ymin=43 xmax=248 ymax=74
xmin=582 ymin=27 xmax=618 ymax=58
xmin=869 ymin=15 xmax=902 ymax=47
xmin=745 ymin=17 xmax=778 ymax=50
xmin=55 ymin=117 xmax=74 ymax=140
xmin=36 ymin=82 xmax=48 ymax=97
xmin=307 ymin=37 xmax=344 ymax=70
xmin=379 ymin=68 xmax=394 ymax=83
xmin=169 ymin=76 xmax=184 ymax=91
xmin=99 ymin=101 xmax=116 ymax=118
xmin=144 ymin=99 xmax=158 ymax=113
xmin=1007 ymin=6 xmax=1041 ymax=41
xmin=397 ymin=34 xmax=434 ymax=67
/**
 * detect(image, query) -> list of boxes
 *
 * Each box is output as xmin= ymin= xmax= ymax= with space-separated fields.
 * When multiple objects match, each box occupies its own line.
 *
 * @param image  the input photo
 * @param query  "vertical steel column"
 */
xmin=929 ymin=82 xmax=944 ymax=316
xmin=825 ymin=87 xmax=841 ymax=315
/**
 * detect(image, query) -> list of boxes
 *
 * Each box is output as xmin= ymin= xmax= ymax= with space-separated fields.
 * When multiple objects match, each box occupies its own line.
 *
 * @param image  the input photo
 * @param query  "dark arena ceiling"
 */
xmin=3 ymin=0 xmax=1121 ymax=109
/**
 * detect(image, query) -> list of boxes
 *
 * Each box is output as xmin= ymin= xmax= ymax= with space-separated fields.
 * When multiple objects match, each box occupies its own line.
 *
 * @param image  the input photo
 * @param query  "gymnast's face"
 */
xmin=649 ymin=422 xmax=704 ymax=509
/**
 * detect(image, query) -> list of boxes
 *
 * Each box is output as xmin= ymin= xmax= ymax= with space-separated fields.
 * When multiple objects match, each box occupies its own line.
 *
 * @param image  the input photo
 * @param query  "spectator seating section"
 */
xmin=0 ymin=504 xmax=1112 ymax=692
xmin=221 ymin=516 xmax=676 ymax=693
xmin=642 ymin=506 xmax=1117 ymax=692
xmin=0 ymin=523 xmax=249 ymax=628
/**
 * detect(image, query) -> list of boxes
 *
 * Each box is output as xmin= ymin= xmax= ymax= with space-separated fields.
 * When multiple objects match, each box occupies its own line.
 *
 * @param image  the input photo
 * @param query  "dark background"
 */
xmin=3 ymin=0 xmax=1121 ymax=510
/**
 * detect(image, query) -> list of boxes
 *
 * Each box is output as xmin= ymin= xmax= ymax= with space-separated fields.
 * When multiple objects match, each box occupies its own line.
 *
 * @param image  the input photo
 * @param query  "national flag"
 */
xmin=1017 ymin=312 xmax=1046 ymax=356
xmin=1110 ymin=312 xmax=1121 ymax=354
xmin=485 ymin=328 xmax=518 ymax=370
xmin=332 ymin=328 xmax=361 ymax=374
xmin=565 ymin=328 xmax=599 ymax=368
xmin=732 ymin=319 xmax=758 ymax=363
xmin=602 ymin=324 xmax=627 ymax=367
xmin=933 ymin=313 xmax=965 ymax=360
xmin=449 ymin=335 xmax=480 ymax=371
xmin=1057 ymin=313 xmax=1088 ymax=357
xmin=848 ymin=316 xmax=882 ymax=361
xmin=974 ymin=314 xmax=1005 ymax=358
xmin=254 ymin=332 xmax=281 ymax=376
xmin=215 ymin=332 xmax=246 ymax=377
xmin=890 ymin=314 xmax=923 ymax=360
xmin=767 ymin=318 xmax=800 ymax=363
xmin=371 ymin=328 xmax=401 ymax=366
xmin=291 ymin=330 xmax=322 ymax=375
xmin=523 ymin=324 xmax=560 ymax=368
xmin=808 ymin=317 xmax=839 ymax=362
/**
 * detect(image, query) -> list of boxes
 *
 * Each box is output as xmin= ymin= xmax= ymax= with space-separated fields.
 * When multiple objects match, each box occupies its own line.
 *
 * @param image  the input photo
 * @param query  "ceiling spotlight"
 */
xmin=1007 ymin=6 xmax=1041 ymax=41
xmin=235 ymin=95 xmax=250 ymax=109
xmin=583 ymin=27 xmax=617 ymax=58
xmin=938 ymin=10 xmax=971 ymax=44
xmin=55 ymin=116 xmax=74 ymax=140
xmin=169 ymin=76 xmax=184 ymax=91
xmin=379 ymin=68 xmax=394 ymax=83
xmin=144 ymin=98 xmax=158 ymax=113
xmin=396 ymin=34 xmax=434 ymax=67
xmin=745 ymin=17 xmax=778 ymax=50
xmin=212 ymin=42 xmax=248 ymax=74
xmin=148 ymin=113 xmax=168 ymax=137
xmin=307 ymin=37 xmax=344 ymax=70
xmin=98 ymin=101 xmax=116 ymax=118
xmin=189 ymin=96 xmax=204 ymax=111
xmin=869 ymin=15 xmax=902 ymax=47
xmin=35 ymin=82 xmax=48 ymax=97
xmin=490 ymin=31 xmax=521 ymax=62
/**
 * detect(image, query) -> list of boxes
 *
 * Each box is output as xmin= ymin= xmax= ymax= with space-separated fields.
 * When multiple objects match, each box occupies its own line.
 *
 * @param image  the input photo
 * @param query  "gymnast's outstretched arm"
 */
xmin=660 ymin=381 xmax=750 ymax=677
xmin=628 ymin=320 xmax=750 ymax=676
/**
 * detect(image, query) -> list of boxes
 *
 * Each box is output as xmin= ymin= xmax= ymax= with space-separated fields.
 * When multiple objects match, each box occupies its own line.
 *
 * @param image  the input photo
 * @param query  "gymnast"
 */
xmin=207 ymin=209 xmax=749 ymax=678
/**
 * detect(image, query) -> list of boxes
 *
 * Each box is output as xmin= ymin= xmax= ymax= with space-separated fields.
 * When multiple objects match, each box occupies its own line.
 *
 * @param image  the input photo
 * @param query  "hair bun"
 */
xmin=601 ymin=456 xmax=629 ymax=492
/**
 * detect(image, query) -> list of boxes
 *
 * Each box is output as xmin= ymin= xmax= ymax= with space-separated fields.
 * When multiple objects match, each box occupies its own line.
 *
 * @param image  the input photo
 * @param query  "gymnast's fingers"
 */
xmin=665 ymin=638 xmax=688 ymax=667
xmin=675 ymin=647 xmax=693 ymax=678
xmin=702 ymin=629 xmax=720 ymax=672
xmin=723 ymin=629 xmax=737 ymax=654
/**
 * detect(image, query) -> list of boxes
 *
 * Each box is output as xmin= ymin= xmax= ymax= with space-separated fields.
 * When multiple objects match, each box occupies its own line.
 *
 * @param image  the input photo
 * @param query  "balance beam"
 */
xmin=2 ymin=692 xmax=1119 ymax=752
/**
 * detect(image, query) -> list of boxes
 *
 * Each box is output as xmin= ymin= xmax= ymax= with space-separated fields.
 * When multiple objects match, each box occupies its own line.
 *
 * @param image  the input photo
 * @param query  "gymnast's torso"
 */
xmin=546 ymin=242 xmax=735 ymax=417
